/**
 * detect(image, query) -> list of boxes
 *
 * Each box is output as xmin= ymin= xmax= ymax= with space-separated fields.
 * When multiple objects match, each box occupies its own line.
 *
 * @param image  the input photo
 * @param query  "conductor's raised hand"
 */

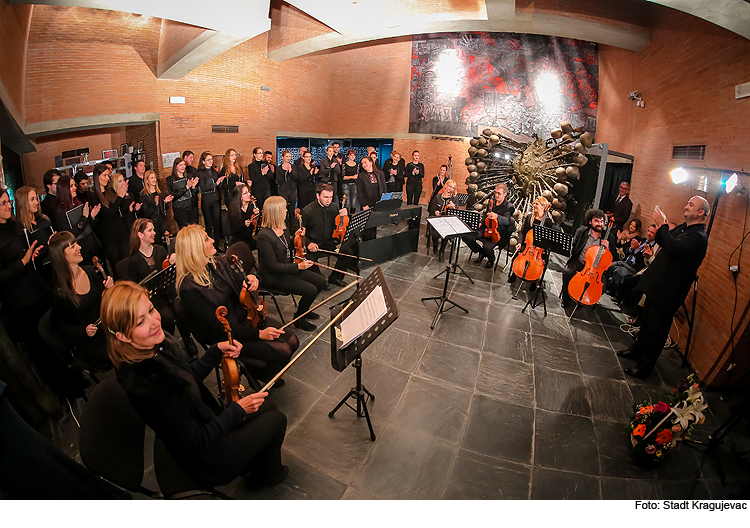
xmin=237 ymin=392 xmax=267 ymax=414
xmin=259 ymin=327 xmax=283 ymax=341
xmin=218 ymin=339 xmax=242 ymax=359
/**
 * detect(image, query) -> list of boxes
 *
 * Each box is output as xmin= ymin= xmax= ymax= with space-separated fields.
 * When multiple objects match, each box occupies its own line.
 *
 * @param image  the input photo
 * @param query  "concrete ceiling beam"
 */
xmin=648 ymin=0 xmax=750 ymax=41
xmin=25 ymin=112 xmax=160 ymax=137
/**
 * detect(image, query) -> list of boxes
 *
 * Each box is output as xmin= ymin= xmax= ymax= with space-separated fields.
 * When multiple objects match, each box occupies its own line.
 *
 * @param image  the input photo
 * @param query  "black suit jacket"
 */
xmin=638 ymin=222 xmax=707 ymax=312
xmin=605 ymin=194 xmax=633 ymax=231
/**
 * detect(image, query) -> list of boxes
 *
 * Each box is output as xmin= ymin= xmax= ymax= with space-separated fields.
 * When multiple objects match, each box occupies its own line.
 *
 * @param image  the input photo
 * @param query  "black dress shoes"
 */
xmin=617 ymin=349 xmax=637 ymax=359
xmin=328 ymin=277 xmax=346 ymax=287
xmin=485 ymin=260 xmax=495 ymax=268
xmin=304 ymin=311 xmax=320 ymax=320
xmin=294 ymin=318 xmax=317 ymax=331
xmin=473 ymin=256 xmax=484 ymax=265
xmin=624 ymin=367 xmax=649 ymax=379
xmin=507 ymin=273 xmax=516 ymax=284
xmin=438 ymin=251 xmax=445 ymax=262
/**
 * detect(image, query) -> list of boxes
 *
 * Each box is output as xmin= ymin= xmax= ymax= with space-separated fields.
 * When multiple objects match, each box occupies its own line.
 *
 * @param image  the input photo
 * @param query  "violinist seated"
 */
xmin=176 ymin=225 xmax=299 ymax=383
xmin=427 ymin=179 xmax=459 ymax=262
xmin=123 ymin=219 xmax=177 ymax=334
xmin=256 ymin=197 xmax=327 ymax=332
xmin=462 ymin=183 xmax=515 ymax=268
xmin=228 ymin=183 xmax=260 ymax=250
xmin=300 ymin=183 xmax=355 ymax=288
xmin=560 ymin=209 xmax=617 ymax=309
xmin=605 ymin=223 xmax=659 ymax=307
xmin=102 ymin=282 xmax=289 ymax=489
xmin=49 ymin=232 xmax=114 ymax=372
xmin=507 ymin=196 xmax=554 ymax=285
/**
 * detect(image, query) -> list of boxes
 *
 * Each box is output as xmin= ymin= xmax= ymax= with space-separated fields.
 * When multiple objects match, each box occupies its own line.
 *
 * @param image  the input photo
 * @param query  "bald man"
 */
xmin=618 ymin=196 xmax=709 ymax=378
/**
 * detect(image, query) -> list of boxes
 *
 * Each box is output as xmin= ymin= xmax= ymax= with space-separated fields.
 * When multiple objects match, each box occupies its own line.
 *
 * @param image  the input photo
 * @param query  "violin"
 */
xmin=567 ymin=218 xmax=615 ymax=306
xmin=483 ymin=199 xmax=501 ymax=244
xmin=294 ymin=208 xmax=306 ymax=260
xmin=332 ymin=196 xmax=349 ymax=242
xmin=228 ymin=254 xmax=268 ymax=328
xmin=512 ymin=216 xmax=546 ymax=283
xmin=92 ymin=256 xmax=108 ymax=281
xmin=215 ymin=306 xmax=243 ymax=406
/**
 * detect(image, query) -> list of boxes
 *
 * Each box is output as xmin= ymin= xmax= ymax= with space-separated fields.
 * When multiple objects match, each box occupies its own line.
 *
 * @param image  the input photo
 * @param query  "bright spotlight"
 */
xmin=436 ymin=49 xmax=464 ymax=97
xmin=534 ymin=71 xmax=561 ymax=109
xmin=494 ymin=152 xmax=501 ymax=158
xmin=504 ymin=154 xmax=511 ymax=160
xmin=725 ymin=173 xmax=738 ymax=193
xmin=670 ymin=167 xmax=688 ymax=184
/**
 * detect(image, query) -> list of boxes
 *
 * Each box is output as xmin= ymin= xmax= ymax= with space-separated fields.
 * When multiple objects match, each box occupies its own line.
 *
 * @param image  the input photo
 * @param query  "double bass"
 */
xmin=228 ymin=254 xmax=268 ymax=328
xmin=483 ymin=199 xmax=501 ymax=244
xmin=567 ymin=218 xmax=615 ymax=306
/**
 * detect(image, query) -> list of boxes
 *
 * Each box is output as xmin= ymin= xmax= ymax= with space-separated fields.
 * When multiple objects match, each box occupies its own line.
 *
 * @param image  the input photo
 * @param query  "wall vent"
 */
xmin=212 ymin=125 xmax=239 ymax=134
xmin=672 ymin=145 xmax=706 ymax=161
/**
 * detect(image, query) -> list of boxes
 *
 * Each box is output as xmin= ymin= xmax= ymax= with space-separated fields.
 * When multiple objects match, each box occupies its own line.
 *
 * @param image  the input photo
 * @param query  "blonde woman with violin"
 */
xmin=101 ymin=281 xmax=288 ymax=488
xmin=255 ymin=197 xmax=327 ymax=332
xmin=176 ymin=225 xmax=298 ymax=382
xmin=507 ymin=196 xmax=554 ymax=284
xmin=427 ymin=179 xmax=458 ymax=261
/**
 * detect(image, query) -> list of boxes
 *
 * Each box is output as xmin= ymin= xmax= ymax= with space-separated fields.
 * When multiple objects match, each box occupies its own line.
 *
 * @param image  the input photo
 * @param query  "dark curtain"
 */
xmin=598 ymin=163 xmax=633 ymax=210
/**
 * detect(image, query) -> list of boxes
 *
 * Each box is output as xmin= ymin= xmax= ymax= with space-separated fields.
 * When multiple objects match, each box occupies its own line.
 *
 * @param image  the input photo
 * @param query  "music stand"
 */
xmin=141 ymin=264 xmax=177 ymax=302
xmin=517 ymin=224 xmax=568 ymax=315
xmin=422 ymin=217 xmax=473 ymax=329
xmin=329 ymin=267 xmax=398 ymax=441
xmin=341 ymin=209 xmax=372 ymax=247
xmin=455 ymin=193 xmax=470 ymax=207
xmin=439 ymin=208 xmax=481 ymax=283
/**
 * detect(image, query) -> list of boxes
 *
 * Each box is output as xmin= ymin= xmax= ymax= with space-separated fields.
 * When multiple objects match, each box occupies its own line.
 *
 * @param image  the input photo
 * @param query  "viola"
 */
xmin=567 ymin=218 xmax=615 ymax=306
xmin=215 ymin=306 xmax=243 ymax=406
xmin=332 ymin=196 xmax=349 ymax=243
xmin=483 ymin=199 xmax=501 ymax=244
xmin=512 ymin=218 xmax=545 ymax=282
xmin=228 ymin=254 xmax=268 ymax=328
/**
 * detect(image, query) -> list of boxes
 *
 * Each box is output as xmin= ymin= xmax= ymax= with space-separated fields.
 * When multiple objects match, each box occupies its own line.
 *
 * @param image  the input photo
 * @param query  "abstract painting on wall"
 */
xmin=409 ymin=33 xmax=598 ymax=138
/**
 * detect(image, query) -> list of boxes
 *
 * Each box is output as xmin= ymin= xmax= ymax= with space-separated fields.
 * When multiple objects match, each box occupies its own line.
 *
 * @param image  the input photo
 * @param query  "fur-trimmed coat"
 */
xmin=116 ymin=335 xmax=246 ymax=486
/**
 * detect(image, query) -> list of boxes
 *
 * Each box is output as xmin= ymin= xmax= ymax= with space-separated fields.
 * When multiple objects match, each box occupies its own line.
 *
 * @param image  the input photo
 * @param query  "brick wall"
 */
xmin=597 ymin=8 xmax=750 ymax=386
xmin=267 ymin=0 xmax=335 ymax=52
xmin=158 ymin=19 xmax=207 ymax=72
xmin=124 ymin=122 xmax=159 ymax=175
xmin=0 ymin=0 xmax=32 ymax=121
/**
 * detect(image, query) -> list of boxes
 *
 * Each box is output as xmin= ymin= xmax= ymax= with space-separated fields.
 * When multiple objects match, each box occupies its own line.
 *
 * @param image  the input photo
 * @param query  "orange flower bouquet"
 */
xmin=629 ymin=374 xmax=707 ymax=465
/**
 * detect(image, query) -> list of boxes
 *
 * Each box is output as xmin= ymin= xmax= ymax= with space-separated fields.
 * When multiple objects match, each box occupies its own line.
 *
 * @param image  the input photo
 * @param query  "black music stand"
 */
xmin=455 ymin=193 xmax=470 ymax=207
xmin=517 ymin=225 xmax=569 ymax=315
xmin=439 ymin=208 xmax=481 ymax=283
xmin=341 ymin=209 xmax=372 ymax=247
xmin=141 ymin=263 xmax=177 ymax=301
xmin=422 ymin=217 xmax=473 ymax=329
xmin=329 ymin=267 xmax=398 ymax=441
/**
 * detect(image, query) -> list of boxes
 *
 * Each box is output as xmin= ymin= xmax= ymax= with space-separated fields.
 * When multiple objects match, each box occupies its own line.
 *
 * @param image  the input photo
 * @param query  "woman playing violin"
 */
xmin=228 ymin=183 xmax=259 ymax=250
xmin=255 ymin=197 xmax=327 ymax=332
xmin=102 ymin=281 xmax=288 ymax=488
xmin=507 ymin=196 xmax=554 ymax=284
xmin=176 ymin=225 xmax=299 ymax=382
xmin=427 ymin=179 xmax=458 ymax=261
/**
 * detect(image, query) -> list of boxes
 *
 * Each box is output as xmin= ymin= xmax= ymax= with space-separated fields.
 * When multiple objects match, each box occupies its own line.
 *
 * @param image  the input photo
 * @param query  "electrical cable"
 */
xmin=724 ymin=193 xmax=750 ymax=389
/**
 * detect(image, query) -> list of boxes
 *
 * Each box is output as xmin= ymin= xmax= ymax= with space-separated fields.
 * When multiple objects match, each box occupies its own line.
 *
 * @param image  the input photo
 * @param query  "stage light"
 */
xmin=436 ymin=49 xmax=464 ymax=97
xmin=670 ymin=167 xmax=688 ymax=184
xmin=494 ymin=152 xmax=501 ymax=158
xmin=534 ymin=71 xmax=561 ymax=109
xmin=725 ymin=173 xmax=738 ymax=193
xmin=504 ymin=154 xmax=511 ymax=160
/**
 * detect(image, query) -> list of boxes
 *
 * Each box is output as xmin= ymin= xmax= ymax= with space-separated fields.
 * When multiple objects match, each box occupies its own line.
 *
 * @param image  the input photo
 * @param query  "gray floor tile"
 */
xmin=604 ymin=324 xmax=636 ymax=351
xmin=358 ymin=326 xmax=428 ymax=373
xmin=530 ymin=312 xmax=573 ymax=342
xmin=388 ymin=377 xmax=472 ymax=445
xmin=266 ymin=376 xmax=323 ymax=433
xmin=287 ymin=338 xmax=345 ymax=393
xmin=594 ymin=420 xmax=656 ymax=479
xmin=417 ymin=339 xmax=481 ymax=390
xmin=534 ymin=366 xmax=591 ymax=417
xmin=660 ymin=479 xmax=711 ymax=500
xmin=570 ymin=319 xmax=611 ymax=348
xmin=486 ymin=308 xmax=531 ymax=333
xmin=577 ymin=344 xmax=625 ymax=380
xmin=430 ymin=313 xmax=486 ymax=350
xmin=381 ymin=276 xmax=413 ymax=301
xmin=601 ymin=477 xmax=662 ymax=500
xmin=351 ymin=423 xmax=458 ymax=499
xmin=534 ymin=409 xmax=599 ymax=475
xmin=399 ymin=284 xmax=446 ymax=308
xmin=475 ymin=354 xmax=534 ymax=407
xmin=443 ymin=449 xmax=531 ymax=499
xmin=483 ymin=327 xmax=531 ymax=363
xmin=584 ymin=376 xmax=634 ymax=422
xmin=532 ymin=335 xmax=581 ymax=373
xmin=452 ymin=277 xmax=493 ymax=300
xmin=340 ymin=486 xmax=377 ymax=500
xmin=391 ymin=305 xmax=435 ymax=337
xmin=530 ymin=468 xmax=601 ymax=499
xmin=462 ymin=394 xmax=534 ymax=464
xmin=383 ymin=261 xmax=426 ymax=281
xmin=442 ymin=291 xmax=489 ymax=322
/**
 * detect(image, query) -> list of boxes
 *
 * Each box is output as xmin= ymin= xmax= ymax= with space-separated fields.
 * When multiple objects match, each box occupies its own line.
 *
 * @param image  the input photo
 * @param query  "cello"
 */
xmin=512 ymin=221 xmax=546 ymax=283
xmin=483 ymin=199 xmax=501 ymax=244
xmin=227 ymin=254 xmax=268 ymax=328
xmin=215 ymin=306 xmax=243 ymax=406
xmin=567 ymin=218 xmax=615 ymax=306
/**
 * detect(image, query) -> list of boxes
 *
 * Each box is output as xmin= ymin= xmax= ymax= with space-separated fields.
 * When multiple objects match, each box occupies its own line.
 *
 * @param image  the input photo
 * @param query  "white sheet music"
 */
xmin=427 ymin=216 xmax=473 ymax=238
xmin=338 ymin=285 xmax=387 ymax=349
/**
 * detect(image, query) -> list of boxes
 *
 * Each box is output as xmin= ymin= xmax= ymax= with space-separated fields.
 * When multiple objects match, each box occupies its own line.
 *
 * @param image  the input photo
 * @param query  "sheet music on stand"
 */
xmin=533 ymin=224 xmax=572 ymax=257
xmin=341 ymin=209 xmax=372 ymax=246
xmin=443 ymin=207 xmax=481 ymax=230
xmin=426 ymin=216 xmax=473 ymax=239
xmin=141 ymin=263 xmax=177 ymax=300
xmin=455 ymin=193 xmax=470 ymax=207
xmin=391 ymin=192 xmax=403 ymax=201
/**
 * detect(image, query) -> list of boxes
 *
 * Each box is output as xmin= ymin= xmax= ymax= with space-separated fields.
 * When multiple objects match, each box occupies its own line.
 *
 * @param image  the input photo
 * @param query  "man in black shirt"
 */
xmin=127 ymin=159 xmax=146 ymax=201
xmin=462 ymin=183 xmax=515 ymax=268
xmin=404 ymin=150 xmax=424 ymax=205
xmin=604 ymin=181 xmax=633 ymax=232
xmin=300 ymin=183 xmax=353 ymax=287
xmin=294 ymin=147 xmax=308 ymax=167
xmin=40 ymin=169 xmax=61 ymax=219
xmin=182 ymin=150 xmax=198 ymax=177
xmin=319 ymin=145 xmax=342 ymax=204
xmin=74 ymin=170 xmax=96 ymax=206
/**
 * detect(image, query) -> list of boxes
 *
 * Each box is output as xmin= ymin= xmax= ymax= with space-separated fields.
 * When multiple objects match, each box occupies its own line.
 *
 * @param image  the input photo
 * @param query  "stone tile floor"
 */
xmin=57 ymin=222 xmax=750 ymax=500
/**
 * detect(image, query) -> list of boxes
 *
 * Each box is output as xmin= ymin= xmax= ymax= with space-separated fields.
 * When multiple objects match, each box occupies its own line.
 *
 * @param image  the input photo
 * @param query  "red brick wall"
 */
xmin=0 ymin=0 xmax=32 ymax=121
xmin=597 ymin=9 xmax=750 ymax=386
xmin=158 ymin=19 xmax=207 ymax=71
xmin=267 ymin=0 xmax=335 ymax=52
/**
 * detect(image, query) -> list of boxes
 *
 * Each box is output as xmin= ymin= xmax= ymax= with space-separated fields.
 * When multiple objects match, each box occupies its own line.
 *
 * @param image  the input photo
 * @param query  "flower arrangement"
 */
xmin=628 ymin=374 xmax=708 ymax=464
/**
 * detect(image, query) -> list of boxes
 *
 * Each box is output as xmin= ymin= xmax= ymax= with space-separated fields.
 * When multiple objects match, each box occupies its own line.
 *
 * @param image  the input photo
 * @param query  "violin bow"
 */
xmin=279 ymin=280 xmax=358 ymax=330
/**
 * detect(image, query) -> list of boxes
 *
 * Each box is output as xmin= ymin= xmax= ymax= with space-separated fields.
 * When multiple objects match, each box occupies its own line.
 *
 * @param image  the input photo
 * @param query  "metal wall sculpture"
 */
xmin=409 ymin=33 xmax=598 ymax=138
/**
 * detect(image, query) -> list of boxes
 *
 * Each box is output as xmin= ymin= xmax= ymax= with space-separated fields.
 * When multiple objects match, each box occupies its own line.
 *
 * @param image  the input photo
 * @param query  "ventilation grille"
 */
xmin=212 ymin=125 xmax=239 ymax=134
xmin=672 ymin=145 xmax=706 ymax=161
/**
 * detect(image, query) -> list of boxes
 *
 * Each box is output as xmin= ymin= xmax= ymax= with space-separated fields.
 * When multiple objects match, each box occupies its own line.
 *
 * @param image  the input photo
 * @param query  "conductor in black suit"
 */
xmin=605 ymin=181 xmax=633 ymax=232
xmin=618 ymin=196 xmax=709 ymax=378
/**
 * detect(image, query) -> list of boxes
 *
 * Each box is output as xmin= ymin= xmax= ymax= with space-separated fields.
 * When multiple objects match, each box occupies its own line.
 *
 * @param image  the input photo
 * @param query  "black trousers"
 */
xmin=229 ymin=404 xmax=287 ymax=483
xmin=406 ymin=184 xmax=422 ymax=205
xmin=174 ymin=204 xmax=198 ymax=230
xmin=628 ymin=297 xmax=677 ymax=373
xmin=463 ymin=230 xmax=509 ymax=263
xmin=263 ymin=270 xmax=327 ymax=316
xmin=201 ymin=196 xmax=222 ymax=242
xmin=561 ymin=259 xmax=585 ymax=305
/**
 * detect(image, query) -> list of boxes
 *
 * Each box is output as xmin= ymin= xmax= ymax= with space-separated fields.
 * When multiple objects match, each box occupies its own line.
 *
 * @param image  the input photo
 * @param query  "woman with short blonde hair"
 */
xmin=101 ymin=281 xmax=289 ymax=488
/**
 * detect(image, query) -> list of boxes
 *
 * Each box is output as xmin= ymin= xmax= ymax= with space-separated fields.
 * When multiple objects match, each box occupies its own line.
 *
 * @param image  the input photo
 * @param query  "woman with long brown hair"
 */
xmin=247 ymin=147 xmax=274 ymax=210
xmin=91 ymin=164 xmax=129 ymax=270
xmin=175 ymin=225 xmax=299 ymax=383
xmin=102 ymin=281 xmax=288 ymax=488
xmin=228 ymin=183 xmax=259 ymax=250
xmin=167 ymin=157 xmax=199 ymax=229
xmin=219 ymin=148 xmax=244 ymax=207
xmin=196 ymin=151 xmax=224 ymax=245
xmin=53 ymin=174 xmax=101 ymax=264
xmin=49 ymin=231 xmax=113 ymax=371
xmin=140 ymin=170 xmax=171 ymax=247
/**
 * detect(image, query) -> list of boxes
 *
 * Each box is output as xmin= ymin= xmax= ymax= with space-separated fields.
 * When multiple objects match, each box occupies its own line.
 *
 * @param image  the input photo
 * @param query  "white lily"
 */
xmin=671 ymin=395 xmax=708 ymax=430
